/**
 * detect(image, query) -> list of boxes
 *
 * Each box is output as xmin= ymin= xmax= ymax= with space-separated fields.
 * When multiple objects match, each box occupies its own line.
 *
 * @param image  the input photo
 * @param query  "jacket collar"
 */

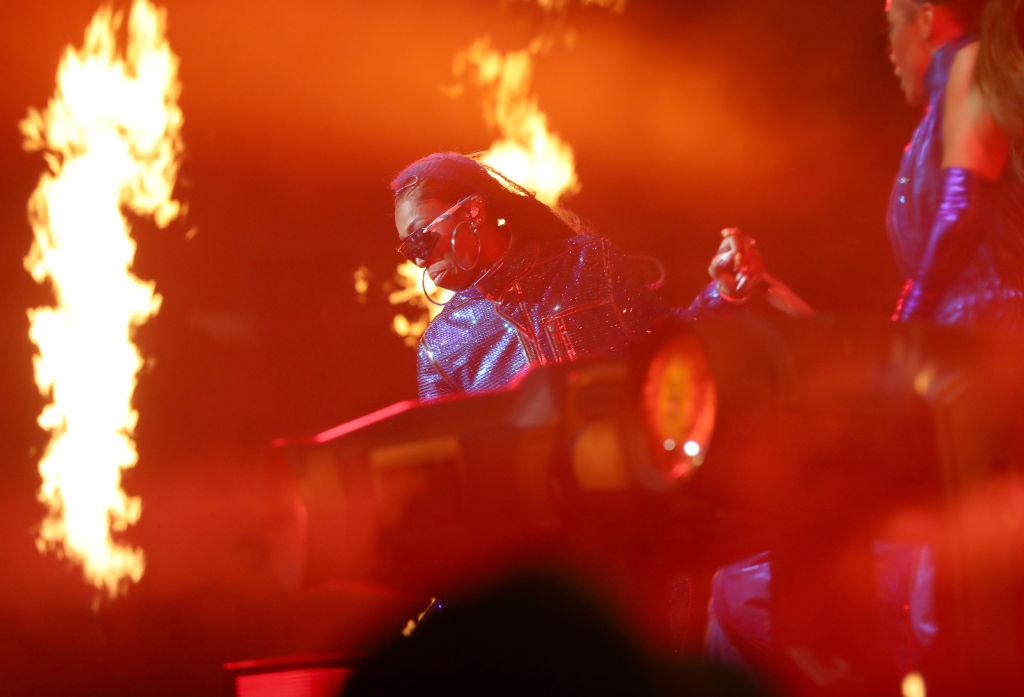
xmin=472 ymin=236 xmax=542 ymax=300
xmin=925 ymin=33 xmax=975 ymax=100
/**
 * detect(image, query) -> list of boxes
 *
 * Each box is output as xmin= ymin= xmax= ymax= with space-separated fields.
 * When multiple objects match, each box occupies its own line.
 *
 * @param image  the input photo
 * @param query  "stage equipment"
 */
xmin=224 ymin=654 xmax=359 ymax=697
xmin=277 ymin=314 xmax=1024 ymax=691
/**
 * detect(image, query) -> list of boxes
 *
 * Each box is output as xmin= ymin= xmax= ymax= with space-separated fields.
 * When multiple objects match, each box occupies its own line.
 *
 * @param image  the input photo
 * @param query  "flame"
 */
xmin=22 ymin=0 xmax=183 ymax=597
xmin=457 ymin=36 xmax=579 ymax=207
xmin=458 ymin=0 xmax=628 ymax=205
xmin=353 ymin=265 xmax=370 ymax=303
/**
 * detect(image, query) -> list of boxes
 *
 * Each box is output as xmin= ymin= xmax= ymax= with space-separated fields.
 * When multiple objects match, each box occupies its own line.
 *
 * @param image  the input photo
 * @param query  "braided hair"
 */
xmin=390 ymin=152 xmax=584 ymax=243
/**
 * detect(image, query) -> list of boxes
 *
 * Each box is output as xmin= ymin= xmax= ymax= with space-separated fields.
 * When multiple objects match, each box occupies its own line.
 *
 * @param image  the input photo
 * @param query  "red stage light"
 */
xmin=640 ymin=332 xmax=717 ymax=485
xmin=234 ymin=669 xmax=351 ymax=697
xmin=226 ymin=656 xmax=359 ymax=697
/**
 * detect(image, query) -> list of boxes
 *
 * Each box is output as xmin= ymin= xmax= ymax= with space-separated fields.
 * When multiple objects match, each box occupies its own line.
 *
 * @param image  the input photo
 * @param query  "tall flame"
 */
xmin=22 ymin=0 xmax=183 ymax=597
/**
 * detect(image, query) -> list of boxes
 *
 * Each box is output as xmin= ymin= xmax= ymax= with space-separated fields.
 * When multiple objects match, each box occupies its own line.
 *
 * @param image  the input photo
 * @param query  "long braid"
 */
xmin=390 ymin=152 xmax=583 ymax=241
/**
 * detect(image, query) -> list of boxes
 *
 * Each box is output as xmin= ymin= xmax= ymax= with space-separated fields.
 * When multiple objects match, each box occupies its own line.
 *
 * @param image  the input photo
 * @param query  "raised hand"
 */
xmin=708 ymin=228 xmax=765 ymax=302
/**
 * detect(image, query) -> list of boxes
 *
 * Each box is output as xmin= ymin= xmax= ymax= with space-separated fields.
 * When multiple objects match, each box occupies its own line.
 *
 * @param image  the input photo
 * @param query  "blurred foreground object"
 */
xmin=343 ymin=572 xmax=773 ymax=697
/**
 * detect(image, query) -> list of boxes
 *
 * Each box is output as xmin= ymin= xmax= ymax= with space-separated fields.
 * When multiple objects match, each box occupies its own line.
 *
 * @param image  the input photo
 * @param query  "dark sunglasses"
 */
xmin=397 ymin=195 xmax=479 ymax=264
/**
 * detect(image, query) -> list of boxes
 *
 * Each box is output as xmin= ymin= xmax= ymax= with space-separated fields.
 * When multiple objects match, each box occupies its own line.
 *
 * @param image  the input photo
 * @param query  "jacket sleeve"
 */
xmin=601 ymin=240 xmax=676 ymax=336
xmin=682 ymin=280 xmax=742 ymax=321
xmin=602 ymin=240 xmax=747 ymax=326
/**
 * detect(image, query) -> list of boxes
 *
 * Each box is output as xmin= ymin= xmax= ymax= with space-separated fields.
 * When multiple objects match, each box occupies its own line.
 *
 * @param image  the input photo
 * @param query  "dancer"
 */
xmin=702 ymin=2 xmax=1024 ymax=685
xmin=887 ymin=0 xmax=1024 ymax=325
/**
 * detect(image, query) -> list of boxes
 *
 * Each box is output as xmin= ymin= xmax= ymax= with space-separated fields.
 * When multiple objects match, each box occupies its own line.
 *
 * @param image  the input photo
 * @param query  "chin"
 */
xmin=902 ymin=77 xmax=927 ymax=107
xmin=429 ymin=268 xmax=473 ymax=292
xmin=437 ymin=275 xmax=475 ymax=292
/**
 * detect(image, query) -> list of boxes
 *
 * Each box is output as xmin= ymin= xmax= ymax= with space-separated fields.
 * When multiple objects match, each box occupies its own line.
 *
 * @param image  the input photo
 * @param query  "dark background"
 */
xmin=0 ymin=1 xmax=913 ymax=693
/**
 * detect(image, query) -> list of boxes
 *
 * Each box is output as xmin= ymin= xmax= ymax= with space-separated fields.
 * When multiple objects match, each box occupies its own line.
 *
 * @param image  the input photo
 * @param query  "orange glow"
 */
xmin=353 ymin=265 xmax=370 ymax=303
xmin=22 ymin=0 xmax=183 ymax=598
xmin=902 ymin=672 xmax=926 ymax=697
xmin=641 ymin=333 xmax=716 ymax=484
xmin=537 ymin=0 xmax=626 ymax=13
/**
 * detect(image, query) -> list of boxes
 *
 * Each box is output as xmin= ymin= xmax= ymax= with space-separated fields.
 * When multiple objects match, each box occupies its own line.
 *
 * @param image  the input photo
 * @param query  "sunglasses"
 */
xmin=397 ymin=194 xmax=480 ymax=264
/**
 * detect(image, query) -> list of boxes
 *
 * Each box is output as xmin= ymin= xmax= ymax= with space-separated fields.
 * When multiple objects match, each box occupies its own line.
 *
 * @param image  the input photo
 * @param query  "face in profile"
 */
xmin=394 ymin=194 xmax=501 ymax=292
xmin=885 ymin=0 xmax=933 ymax=105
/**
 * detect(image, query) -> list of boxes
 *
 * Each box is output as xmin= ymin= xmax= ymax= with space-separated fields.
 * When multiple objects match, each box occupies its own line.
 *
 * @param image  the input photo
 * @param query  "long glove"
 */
xmin=893 ymin=167 xmax=980 ymax=322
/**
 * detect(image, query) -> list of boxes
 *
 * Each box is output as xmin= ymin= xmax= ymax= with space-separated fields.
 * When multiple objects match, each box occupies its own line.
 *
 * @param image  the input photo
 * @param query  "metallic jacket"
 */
xmin=416 ymin=233 xmax=726 ymax=400
xmin=887 ymin=34 xmax=1024 ymax=327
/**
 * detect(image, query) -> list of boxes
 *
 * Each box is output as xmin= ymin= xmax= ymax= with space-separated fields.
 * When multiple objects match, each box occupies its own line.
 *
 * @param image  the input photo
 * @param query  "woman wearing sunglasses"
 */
xmin=391 ymin=151 xmax=776 ymax=401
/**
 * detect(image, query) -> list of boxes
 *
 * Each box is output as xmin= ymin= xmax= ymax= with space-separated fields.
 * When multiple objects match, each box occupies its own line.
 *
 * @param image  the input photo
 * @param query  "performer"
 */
xmin=887 ymin=0 xmax=1024 ymax=326
xmin=391 ymin=152 xmax=785 ymax=400
xmin=703 ymin=2 xmax=1024 ymax=684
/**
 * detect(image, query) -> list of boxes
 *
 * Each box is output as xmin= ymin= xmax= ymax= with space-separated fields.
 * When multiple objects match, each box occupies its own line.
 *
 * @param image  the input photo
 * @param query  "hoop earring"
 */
xmin=450 ymin=220 xmax=482 ymax=271
xmin=422 ymin=268 xmax=452 ymax=307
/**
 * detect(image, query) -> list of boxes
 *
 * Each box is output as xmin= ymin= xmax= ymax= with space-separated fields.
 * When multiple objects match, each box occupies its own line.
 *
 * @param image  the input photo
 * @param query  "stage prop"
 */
xmin=276 ymin=315 xmax=1024 ymax=694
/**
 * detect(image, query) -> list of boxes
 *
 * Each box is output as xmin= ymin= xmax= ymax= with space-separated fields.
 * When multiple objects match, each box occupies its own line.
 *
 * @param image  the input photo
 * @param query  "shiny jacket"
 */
xmin=416 ymin=233 xmax=726 ymax=400
xmin=887 ymin=35 xmax=1024 ymax=327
